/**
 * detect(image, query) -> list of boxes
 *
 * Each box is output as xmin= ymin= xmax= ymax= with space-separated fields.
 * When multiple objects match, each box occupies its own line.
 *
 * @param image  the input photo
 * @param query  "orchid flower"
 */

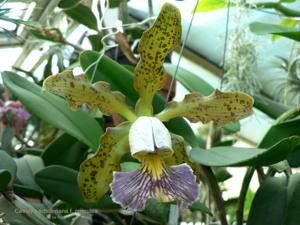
xmin=0 ymin=100 xmax=30 ymax=134
xmin=42 ymin=3 xmax=253 ymax=211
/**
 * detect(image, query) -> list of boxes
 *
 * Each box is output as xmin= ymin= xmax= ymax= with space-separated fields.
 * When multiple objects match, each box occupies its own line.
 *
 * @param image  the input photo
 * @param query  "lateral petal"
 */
xmin=78 ymin=123 xmax=130 ymax=202
xmin=43 ymin=70 xmax=137 ymax=121
xmin=156 ymin=90 xmax=254 ymax=126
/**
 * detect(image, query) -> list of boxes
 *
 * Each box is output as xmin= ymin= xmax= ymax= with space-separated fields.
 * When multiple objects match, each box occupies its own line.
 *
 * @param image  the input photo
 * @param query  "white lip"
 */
xmin=129 ymin=116 xmax=172 ymax=156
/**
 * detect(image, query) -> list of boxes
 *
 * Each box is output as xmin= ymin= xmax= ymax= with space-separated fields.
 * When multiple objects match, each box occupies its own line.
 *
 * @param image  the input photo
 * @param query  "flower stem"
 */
xmin=200 ymin=166 xmax=228 ymax=225
xmin=236 ymin=167 xmax=255 ymax=225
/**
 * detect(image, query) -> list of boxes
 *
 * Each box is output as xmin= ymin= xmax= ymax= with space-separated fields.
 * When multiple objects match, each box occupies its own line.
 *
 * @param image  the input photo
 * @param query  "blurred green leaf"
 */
xmin=80 ymin=51 xmax=200 ymax=148
xmin=108 ymin=0 xmax=124 ymax=8
xmin=2 ymin=71 xmax=103 ymax=150
xmin=0 ymin=150 xmax=17 ymax=186
xmin=259 ymin=115 xmax=300 ymax=167
xmin=190 ymin=136 xmax=300 ymax=166
xmin=143 ymin=199 xmax=169 ymax=224
xmin=254 ymin=95 xmax=289 ymax=119
xmin=213 ymin=167 xmax=232 ymax=182
xmin=64 ymin=4 xmax=98 ymax=30
xmin=248 ymin=173 xmax=300 ymax=225
xmin=1 ymin=127 xmax=14 ymax=156
xmin=280 ymin=0 xmax=296 ymax=2
xmin=58 ymin=0 xmax=80 ymax=9
xmin=0 ymin=169 xmax=11 ymax=192
xmin=42 ymin=133 xmax=88 ymax=170
xmin=250 ymin=22 xmax=300 ymax=42
xmin=223 ymin=121 xmax=240 ymax=133
xmin=43 ymin=53 xmax=53 ymax=78
xmin=259 ymin=117 xmax=300 ymax=148
xmin=196 ymin=0 xmax=231 ymax=12
xmin=189 ymin=201 xmax=212 ymax=215
xmin=285 ymin=174 xmax=300 ymax=225
xmin=13 ymin=184 xmax=43 ymax=198
xmin=164 ymin=63 xmax=214 ymax=96
xmin=87 ymin=34 xmax=103 ymax=51
xmin=15 ymin=155 xmax=44 ymax=191
xmin=272 ymin=18 xmax=298 ymax=41
xmin=35 ymin=165 xmax=119 ymax=209
xmin=247 ymin=176 xmax=287 ymax=225
xmin=25 ymin=148 xmax=44 ymax=156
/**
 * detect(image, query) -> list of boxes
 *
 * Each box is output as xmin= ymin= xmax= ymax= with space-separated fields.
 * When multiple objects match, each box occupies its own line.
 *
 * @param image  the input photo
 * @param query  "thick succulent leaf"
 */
xmin=156 ymin=90 xmax=254 ymax=125
xmin=78 ymin=123 xmax=130 ymax=202
xmin=2 ymin=71 xmax=102 ymax=150
xmin=190 ymin=136 xmax=300 ymax=167
xmin=166 ymin=134 xmax=201 ymax=179
xmin=134 ymin=3 xmax=181 ymax=115
xmin=43 ymin=70 xmax=137 ymax=121
xmin=250 ymin=22 xmax=300 ymax=42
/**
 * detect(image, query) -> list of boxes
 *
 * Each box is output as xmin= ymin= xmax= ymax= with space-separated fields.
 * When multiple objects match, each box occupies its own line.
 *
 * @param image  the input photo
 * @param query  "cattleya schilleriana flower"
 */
xmin=42 ymin=3 xmax=253 ymax=211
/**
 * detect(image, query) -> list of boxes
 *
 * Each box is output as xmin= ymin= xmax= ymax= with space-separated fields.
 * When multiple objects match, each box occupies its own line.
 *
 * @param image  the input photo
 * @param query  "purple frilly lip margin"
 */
xmin=110 ymin=163 xmax=199 ymax=211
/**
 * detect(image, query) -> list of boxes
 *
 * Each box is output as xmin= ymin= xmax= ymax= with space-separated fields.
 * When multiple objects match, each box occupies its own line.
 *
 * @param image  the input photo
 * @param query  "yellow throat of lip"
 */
xmin=141 ymin=154 xmax=167 ymax=180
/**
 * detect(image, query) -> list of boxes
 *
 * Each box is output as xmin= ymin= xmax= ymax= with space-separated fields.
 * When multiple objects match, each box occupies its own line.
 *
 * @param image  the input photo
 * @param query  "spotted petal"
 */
xmin=78 ymin=122 xmax=130 ymax=202
xmin=156 ymin=90 xmax=254 ymax=126
xmin=165 ymin=134 xmax=201 ymax=180
xmin=134 ymin=3 xmax=181 ymax=115
xmin=43 ymin=70 xmax=137 ymax=121
xmin=111 ymin=163 xmax=199 ymax=211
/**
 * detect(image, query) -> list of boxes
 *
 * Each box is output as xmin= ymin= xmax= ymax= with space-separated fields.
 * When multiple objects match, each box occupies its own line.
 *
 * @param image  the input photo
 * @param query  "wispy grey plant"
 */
xmin=222 ymin=0 xmax=261 ymax=96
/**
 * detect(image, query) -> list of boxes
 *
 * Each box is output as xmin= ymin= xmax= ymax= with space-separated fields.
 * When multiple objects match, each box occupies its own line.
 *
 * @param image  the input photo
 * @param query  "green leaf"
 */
xmin=2 ymin=71 xmax=103 ymax=150
xmin=190 ymin=136 xmax=300 ymax=166
xmin=58 ymin=0 xmax=80 ymax=9
xmin=195 ymin=0 xmax=229 ymax=12
xmin=0 ymin=150 xmax=17 ymax=187
xmin=213 ymin=167 xmax=232 ymax=182
xmin=248 ymin=173 xmax=300 ymax=225
xmin=253 ymin=95 xmax=289 ymax=119
xmin=272 ymin=18 xmax=298 ymax=41
xmin=280 ymin=0 xmax=296 ymax=2
xmin=13 ymin=184 xmax=43 ymax=198
xmin=259 ymin=117 xmax=300 ymax=148
xmin=285 ymin=174 xmax=300 ymax=225
xmin=35 ymin=165 xmax=119 ymax=209
xmin=15 ymin=155 xmax=44 ymax=191
xmin=42 ymin=133 xmax=88 ymax=170
xmin=249 ymin=22 xmax=300 ymax=42
xmin=0 ymin=169 xmax=11 ymax=192
xmin=80 ymin=51 xmax=200 ymax=148
xmin=223 ymin=121 xmax=240 ymax=133
xmin=108 ymin=0 xmax=124 ymax=8
xmin=143 ymin=199 xmax=169 ymax=224
xmin=247 ymin=176 xmax=287 ymax=225
xmin=64 ymin=4 xmax=98 ymax=30
xmin=1 ymin=127 xmax=14 ymax=156
xmin=87 ymin=34 xmax=103 ymax=51
xmin=164 ymin=63 xmax=214 ymax=96
xmin=189 ymin=201 xmax=212 ymax=215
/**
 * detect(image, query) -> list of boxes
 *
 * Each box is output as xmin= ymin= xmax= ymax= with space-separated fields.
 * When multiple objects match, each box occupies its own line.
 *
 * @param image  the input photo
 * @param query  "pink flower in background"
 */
xmin=0 ymin=100 xmax=30 ymax=134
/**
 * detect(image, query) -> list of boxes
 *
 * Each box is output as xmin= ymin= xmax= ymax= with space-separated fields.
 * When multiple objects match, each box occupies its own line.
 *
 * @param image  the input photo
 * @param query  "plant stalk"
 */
xmin=236 ymin=167 xmax=255 ymax=225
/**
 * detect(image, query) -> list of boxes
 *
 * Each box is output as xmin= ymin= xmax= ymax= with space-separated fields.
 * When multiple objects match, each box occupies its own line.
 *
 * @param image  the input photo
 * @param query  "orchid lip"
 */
xmin=110 ymin=153 xmax=199 ymax=211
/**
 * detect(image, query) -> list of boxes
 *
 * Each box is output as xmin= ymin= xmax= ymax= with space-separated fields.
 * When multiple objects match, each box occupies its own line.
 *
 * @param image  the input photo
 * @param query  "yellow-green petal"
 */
xmin=156 ymin=90 xmax=254 ymax=126
xmin=134 ymin=3 xmax=181 ymax=115
xmin=78 ymin=122 xmax=130 ymax=202
xmin=42 ymin=70 xmax=137 ymax=122
xmin=165 ymin=134 xmax=201 ymax=180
